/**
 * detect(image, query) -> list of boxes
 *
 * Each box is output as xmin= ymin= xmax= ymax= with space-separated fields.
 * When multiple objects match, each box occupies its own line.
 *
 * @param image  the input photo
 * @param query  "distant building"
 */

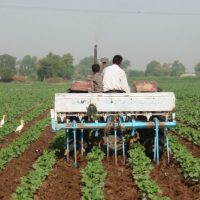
xmin=180 ymin=73 xmax=196 ymax=77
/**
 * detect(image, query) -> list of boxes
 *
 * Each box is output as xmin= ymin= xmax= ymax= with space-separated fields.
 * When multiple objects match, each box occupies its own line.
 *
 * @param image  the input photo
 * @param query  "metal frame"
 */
xmin=51 ymin=115 xmax=176 ymax=166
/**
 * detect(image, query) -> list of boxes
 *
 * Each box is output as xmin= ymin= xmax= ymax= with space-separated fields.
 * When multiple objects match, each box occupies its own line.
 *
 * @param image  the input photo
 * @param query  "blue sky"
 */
xmin=0 ymin=0 xmax=199 ymax=71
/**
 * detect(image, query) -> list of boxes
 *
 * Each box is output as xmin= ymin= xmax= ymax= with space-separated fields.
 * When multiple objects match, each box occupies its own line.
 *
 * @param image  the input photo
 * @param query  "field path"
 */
xmin=0 ymin=126 xmax=54 ymax=200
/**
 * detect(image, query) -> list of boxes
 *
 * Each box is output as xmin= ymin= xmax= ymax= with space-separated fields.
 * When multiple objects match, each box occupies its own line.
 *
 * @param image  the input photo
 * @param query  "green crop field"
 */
xmin=0 ymin=78 xmax=199 ymax=200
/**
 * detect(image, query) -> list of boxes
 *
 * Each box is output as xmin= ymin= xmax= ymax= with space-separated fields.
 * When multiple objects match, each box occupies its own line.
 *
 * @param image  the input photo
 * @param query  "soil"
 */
xmin=0 ymin=109 xmax=50 ymax=149
xmin=34 ymin=158 xmax=86 ymax=200
xmin=151 ymin=154 xmax=200 ymax=200
xmin=0 ymin=126 xmax=54 ymax=200
xmin=176 ymin=136 xmax=200 ymax=158
xmin=104 ymin=157 xmax=140 ymax=200
xmin=0 ymin=110 xmax=200 ymax=200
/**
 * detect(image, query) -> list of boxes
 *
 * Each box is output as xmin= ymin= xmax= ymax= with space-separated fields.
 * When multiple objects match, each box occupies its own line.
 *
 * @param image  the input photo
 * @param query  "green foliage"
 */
xmin=128 ymin=143 xmax=169 ymax=200
xmin=0 ymin=117 xmax=49 ymax=169
xmin=145 ymin=61 xmax=171 ymax=76
xmin=174 ymin=124 xmax=200 ymax=146
xmin=18 ymin=55 xmax=37 ymax=78
xmin=121 ymin=59 xmax=131 ymax=70
xmin=0 ymin=83 xmax=66 ymax=140
xmin=37 ymin=52 xmax=74 ymax=81
xmin=0 ymin=54 xmax=16 ymax=70
xmin=194 ymin=63 xmax=200 ymax=76
xmin=169 ymin=135 xmax=200 ymax=182
xmin=0 ymin=54 xmax=16 ymax=81
xmin=0 ymin=67 xmax=15 ymax=81
xmin=81 ymin=146 xmax=106 ymax=200
xmin=12 ymin=150 xmax=56 ymax=200
xmin=74 ymin=56 xmax=94 ymax=79
xmin=171 ymin=60 xmax=185 ymax=76
xmin=128 ymin=70 xmax=145 ymax=77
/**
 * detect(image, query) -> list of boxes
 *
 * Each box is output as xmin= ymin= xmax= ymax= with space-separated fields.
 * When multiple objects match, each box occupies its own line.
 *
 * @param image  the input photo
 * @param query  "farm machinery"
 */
xmin=50 ymin=80 xmax=176 ymax=167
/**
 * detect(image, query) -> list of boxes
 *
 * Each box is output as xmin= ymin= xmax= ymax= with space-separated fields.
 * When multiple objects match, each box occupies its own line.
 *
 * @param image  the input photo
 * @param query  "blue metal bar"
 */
xmin=166 ymin=132 xmax=170 ymax=164
xmin=51 ymin=120 xmax=176 ymax=131
xmin=81 ymin=129 xmax=84 ymax=156
xmin=72 ymin=120 xmax=78 ymax=167
xmin=95 ymin=120 xmax=99 ymax=137
xmin=154 ymin=118 xmax=159 ymax=165
xmin=114 ymin=125 xmax=118 ymax=165
xmin=154 ymin=131 xmax=156 ymax=161
xmin=122 ymin=134 xmax=125 ymax=165
xmin=107 ymin=135 xmax=109 ymax=160
xmin=66 ymin=129 xmax=69 ymax=161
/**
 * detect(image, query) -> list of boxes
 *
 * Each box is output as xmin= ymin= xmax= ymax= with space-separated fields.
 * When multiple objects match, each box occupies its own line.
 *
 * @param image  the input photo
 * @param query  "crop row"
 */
xmin=81 ymin=146 xmax=106 ymax=200
xmin=0 ymin=83 xmax=66 ymax=122
xmin=169 ymin=135 xmax=200 ymax=182
xmin=0 ymin=102 xmax=50 ymax=140
xmin=12 ymin=150 xmax=56 ymax=200
xmin=0 ymin=116 xmax=49 ymax=169
xmin=174 ymin=124 xmax=200 ymax=146
xmin=128 ymin=143 xmax=169 ymax=200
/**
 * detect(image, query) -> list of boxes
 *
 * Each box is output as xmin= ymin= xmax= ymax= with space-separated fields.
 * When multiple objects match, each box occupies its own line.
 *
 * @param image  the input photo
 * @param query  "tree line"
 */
xmin=0 ymin=53 xmax=200 ymax=82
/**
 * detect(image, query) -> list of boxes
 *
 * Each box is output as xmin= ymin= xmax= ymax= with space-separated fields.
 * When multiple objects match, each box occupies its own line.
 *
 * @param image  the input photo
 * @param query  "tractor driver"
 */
xmin=103 ymin=55 xmax=130 ymax=93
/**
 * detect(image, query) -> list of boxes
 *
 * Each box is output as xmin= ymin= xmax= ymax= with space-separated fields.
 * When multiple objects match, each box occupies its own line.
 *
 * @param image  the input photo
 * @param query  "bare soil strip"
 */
xmin=34 ymin=158 xmax=86 ymax=200
xmin=176 ymin=135 xmax=200 ymax=158
xmin=0 ymin=109 xmax=50 ymax=149
xmin=104 ymin=157 xmax=140 ymax=200
xmin=0 ymin=126 xmax=54 ymax=200
xmin=151 ymin=154 xmax=200 ymax=200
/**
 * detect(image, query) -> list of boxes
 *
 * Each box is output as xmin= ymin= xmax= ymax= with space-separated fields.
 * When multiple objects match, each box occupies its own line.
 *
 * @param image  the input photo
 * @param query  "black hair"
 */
xmin=113 ymin=55 xmax=123 ymax=65
xmin=92 ymin=64 xmax=100 ymax=73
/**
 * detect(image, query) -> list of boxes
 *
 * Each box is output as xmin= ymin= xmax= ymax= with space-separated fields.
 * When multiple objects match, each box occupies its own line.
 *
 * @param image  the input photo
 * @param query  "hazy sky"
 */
xmin=0 ymin=0 xmax=200 ymax=71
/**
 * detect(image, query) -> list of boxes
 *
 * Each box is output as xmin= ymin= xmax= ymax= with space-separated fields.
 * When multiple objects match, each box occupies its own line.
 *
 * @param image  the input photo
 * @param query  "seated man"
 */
xmin=103 ymin=55 xmax=130 ymax=93
xmin=88 ymin=64 xmax=103 ymax=93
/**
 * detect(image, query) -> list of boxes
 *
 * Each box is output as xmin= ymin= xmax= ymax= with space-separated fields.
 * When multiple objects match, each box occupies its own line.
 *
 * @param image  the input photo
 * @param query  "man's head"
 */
xmin=92 ymin=64 xmax=100 ymax=73
xmin=113 ymin=55 xmax=123 ymax=65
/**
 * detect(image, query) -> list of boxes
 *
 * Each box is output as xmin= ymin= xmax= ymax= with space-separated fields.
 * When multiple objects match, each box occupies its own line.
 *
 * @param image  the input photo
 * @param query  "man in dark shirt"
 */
xmin=90 ymin=64 xmax=103 ymax=92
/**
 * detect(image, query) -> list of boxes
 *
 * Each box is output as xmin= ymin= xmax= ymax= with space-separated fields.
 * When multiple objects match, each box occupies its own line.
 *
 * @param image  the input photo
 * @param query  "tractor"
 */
xmin=50 ymin=79 xmax=176 ymax=167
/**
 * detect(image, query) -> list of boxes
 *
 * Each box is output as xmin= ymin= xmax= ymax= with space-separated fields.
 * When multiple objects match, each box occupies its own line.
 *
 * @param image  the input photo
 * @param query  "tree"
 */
xmin=145 ymin=61 xmax=172 ymax=76
xmin=0 ymin=68 xmax=15 ymax=81
xmin=171 ymin=60 xmax=185 ymax=76
xmin=194 ymin=63 xmax=200 ymax=76
xmin=121 ymin=59 xmax=131 ymax=70
xmin=18 ymin=55 xmax=37 ymax=77
xmin=0 ymin=54 xmax=16 ymax=70
xmin=74 ymin=56 xmax=94 ymax=79
xmin=0 ymin=54 xmax=16 ymax=81
xmin=145 ymin=61 xmax=162 ymax=76
xmin=37 ymin=52 xmax=74 ymax=81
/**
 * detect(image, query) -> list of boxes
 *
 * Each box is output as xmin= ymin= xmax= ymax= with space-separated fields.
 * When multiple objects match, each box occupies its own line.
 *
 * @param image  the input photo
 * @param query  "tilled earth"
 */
xmin=0 ymin=116 xmax=199 ymax=200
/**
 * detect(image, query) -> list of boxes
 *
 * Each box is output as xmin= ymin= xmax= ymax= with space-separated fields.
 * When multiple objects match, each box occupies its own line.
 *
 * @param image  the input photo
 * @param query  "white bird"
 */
xmin=15 ymin=120 xmax=24 ymax=133
xmin=0 ymin=115 xmax=6 ymax=128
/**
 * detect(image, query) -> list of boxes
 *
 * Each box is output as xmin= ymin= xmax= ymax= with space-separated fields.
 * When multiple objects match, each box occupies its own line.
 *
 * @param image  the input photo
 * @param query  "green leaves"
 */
xmin=12 ymin=151 xmax=56 ymax=200
xmin=129 ymin=143 xmax=169 ymax=200
xmin=81 ymin=146 xmax=106 ymax=200
xmin=0 ymin=117 xmax=49 ymax=169
xmin=169 ymin=135 xmax=200 ymax=182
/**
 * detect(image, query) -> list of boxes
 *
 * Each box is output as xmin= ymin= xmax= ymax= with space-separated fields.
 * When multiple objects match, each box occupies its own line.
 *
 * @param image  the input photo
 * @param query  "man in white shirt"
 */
xmin=103 ymin=55 xmax=130 ymax=93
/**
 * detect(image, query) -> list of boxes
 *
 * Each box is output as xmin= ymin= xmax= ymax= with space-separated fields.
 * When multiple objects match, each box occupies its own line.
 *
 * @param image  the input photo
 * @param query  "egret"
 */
xmin=0 ymin=115 xmax=6 ymax=128
xmin=15 ymin=120 xmax=24 ymax=133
